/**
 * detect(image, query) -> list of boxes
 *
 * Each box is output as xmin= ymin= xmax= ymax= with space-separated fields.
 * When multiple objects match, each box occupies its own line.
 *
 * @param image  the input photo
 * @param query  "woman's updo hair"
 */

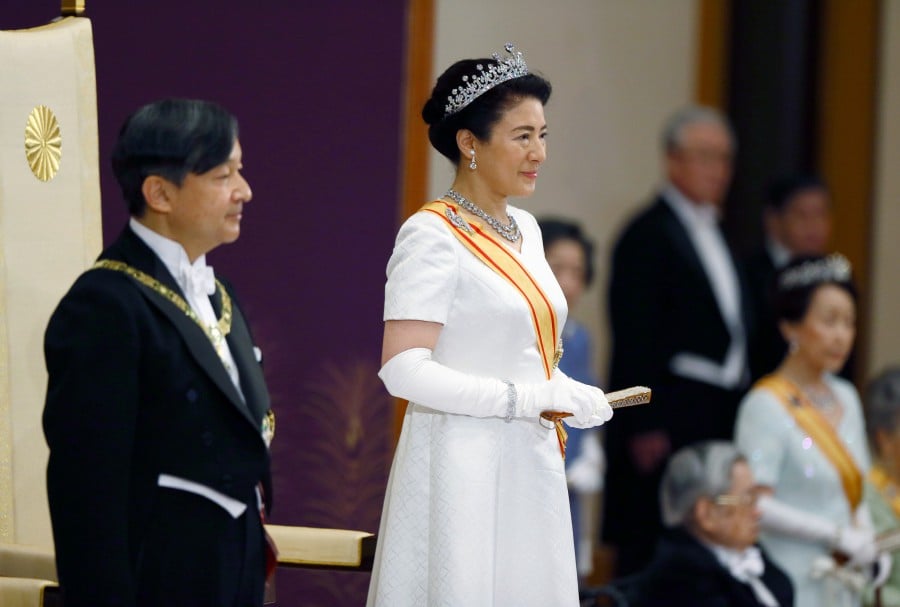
xmin=773 ymin=254 xmax=857 ymax=323
xmin=422 ymin=57 xmax=552 ymax=164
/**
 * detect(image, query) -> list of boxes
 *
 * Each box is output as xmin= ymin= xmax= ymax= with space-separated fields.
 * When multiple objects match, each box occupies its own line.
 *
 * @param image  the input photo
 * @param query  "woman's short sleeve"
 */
xmin=735 ymin=388 xmax=788 ymax=487
xmin=383 ymin=212 xmax=459 ymax=324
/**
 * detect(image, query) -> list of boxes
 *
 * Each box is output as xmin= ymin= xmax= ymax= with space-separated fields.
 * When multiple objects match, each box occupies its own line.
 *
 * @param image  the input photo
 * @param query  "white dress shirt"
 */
xmin=130 ymin=218 xmax=249 ymax=518
xmin=663 ymin=184 xmax=748 ymax=390
xmin=765 ymin=236 xmax=792 ymax=269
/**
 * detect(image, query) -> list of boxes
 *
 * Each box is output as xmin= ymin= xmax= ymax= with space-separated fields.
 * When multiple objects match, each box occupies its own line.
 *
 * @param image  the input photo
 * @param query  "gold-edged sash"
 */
xmin=870 ymin=465 xmax=900 ymax=520
xmin=420 ymin=200 xmax=570 ymax=456
xmin=757 ymin=374 xmax=863 ymax=510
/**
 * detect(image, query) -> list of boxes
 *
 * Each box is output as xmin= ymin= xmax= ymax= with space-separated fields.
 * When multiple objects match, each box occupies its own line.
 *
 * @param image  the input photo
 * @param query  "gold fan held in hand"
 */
xmin=541 ymin=386 xmax=652 ymax=459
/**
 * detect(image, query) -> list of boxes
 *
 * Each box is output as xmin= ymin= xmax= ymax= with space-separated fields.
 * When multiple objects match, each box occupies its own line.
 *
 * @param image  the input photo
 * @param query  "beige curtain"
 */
xmin=0 ymin=16 xmax=102 ymax=547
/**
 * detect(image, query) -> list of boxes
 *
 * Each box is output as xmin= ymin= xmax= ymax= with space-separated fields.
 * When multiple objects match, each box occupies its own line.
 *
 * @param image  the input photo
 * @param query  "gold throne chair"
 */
xmin=0 ymin=3 xmax=101 ymax=606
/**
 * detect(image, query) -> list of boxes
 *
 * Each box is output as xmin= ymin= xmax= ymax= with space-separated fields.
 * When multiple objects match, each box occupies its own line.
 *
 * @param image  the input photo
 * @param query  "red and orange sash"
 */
xmin=869 ymin=465 xmax=900 ymax=520
xmin=420 ymin=200 xmax=569 ymax=455
xmin=757 ymin=374 xmax=863 ymax=510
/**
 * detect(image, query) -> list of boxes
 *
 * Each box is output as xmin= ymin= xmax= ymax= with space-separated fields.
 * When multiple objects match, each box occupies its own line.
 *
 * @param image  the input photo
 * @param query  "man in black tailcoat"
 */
xmin=603 ymin=106 xmax=753 ymax=576
xmin=43 ymin=99 xmax=274 ymax=607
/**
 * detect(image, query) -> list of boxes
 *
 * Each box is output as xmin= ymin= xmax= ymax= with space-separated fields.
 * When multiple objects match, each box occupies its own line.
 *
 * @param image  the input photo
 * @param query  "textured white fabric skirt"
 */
xmin=367 ymin=404 xmax=579 ymax=607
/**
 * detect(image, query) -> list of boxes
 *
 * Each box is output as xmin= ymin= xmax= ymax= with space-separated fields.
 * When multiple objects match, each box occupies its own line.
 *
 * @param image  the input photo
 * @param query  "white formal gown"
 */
xmin=366 ymin=206 xmax=579 ymax=607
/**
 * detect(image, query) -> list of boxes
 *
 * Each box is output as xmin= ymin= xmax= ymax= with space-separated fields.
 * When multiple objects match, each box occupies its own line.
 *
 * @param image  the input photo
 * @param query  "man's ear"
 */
xmin=141 ymin=175 xmax=174 ymax=214
xmin=692 ymin=497 xmax=715 ymax=534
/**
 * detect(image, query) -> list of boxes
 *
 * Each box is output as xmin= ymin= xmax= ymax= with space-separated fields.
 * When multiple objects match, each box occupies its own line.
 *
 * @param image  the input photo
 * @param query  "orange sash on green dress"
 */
xmin=870 ymin=465 xmax=900 ymax=519
xmin=419 ymin=200 xmax=569 ymax=456
xmin=757 ymin=374 xmax=863 ymax=510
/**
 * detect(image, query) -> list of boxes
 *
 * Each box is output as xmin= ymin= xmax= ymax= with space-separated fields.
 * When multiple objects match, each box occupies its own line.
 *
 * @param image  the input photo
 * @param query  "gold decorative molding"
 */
xmin=24 ymin=105 xmax=62 ymax=182
xmin=61 ymin=0 xmax=85 ymax=16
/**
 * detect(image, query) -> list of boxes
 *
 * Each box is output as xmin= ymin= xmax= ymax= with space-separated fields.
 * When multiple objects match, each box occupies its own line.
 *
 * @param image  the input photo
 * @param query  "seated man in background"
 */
xmin=635 ymin=441 xmax=794 ymax=607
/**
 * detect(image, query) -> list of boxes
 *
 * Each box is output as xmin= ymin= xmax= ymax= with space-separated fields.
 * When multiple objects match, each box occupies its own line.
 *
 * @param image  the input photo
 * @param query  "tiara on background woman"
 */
xmin=443 ymin=43 xmax=529 ymax=117
xmin=778 ymin=253 xmax=852 ymax=289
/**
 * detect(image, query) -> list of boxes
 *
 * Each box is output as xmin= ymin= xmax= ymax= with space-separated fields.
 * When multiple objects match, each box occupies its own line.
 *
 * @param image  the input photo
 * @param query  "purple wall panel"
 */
xmin=3 ymin=3 xmax=404 ymax=605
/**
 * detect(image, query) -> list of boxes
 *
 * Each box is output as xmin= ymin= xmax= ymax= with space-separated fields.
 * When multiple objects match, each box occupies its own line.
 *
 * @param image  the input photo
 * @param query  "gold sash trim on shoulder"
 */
xmin=420 ymin=200 xmax=560 ymax=379
xmin=757 ymin=374 xmax=863 ymax=510
xmin=92 ymin=259 xmax=232 ymax=363
xmin=420 ymin=200 xmax=569 ymax=457
xmin=869 ymin=465 xmax=900 ymax=520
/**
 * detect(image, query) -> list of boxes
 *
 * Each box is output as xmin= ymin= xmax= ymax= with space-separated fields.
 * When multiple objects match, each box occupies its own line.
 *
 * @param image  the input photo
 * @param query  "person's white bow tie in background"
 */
xmin=714 ymin=545 xmax=779 ymax=606
xmin=725 ymin=546 xmax=765 ymax=580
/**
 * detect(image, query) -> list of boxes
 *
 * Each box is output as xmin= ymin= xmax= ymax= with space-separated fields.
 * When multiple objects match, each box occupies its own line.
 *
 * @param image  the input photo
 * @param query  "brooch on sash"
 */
xmin=445 ymin=207 xmax=474 ymax=235
xmin=553 ymin=339 xmax=564 ymax=370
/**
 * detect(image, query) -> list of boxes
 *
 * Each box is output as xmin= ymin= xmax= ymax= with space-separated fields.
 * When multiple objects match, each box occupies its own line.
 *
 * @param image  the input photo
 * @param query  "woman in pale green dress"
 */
xmin=863 ymin=367 xmax=900 ymax=607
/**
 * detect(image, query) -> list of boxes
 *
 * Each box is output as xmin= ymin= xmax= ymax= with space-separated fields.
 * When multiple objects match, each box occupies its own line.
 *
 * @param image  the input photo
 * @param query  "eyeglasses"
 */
xmin=676 ymin=148 xmax=734 ymax=165
xmin=713 ymin=491 xmax=759 ymax=508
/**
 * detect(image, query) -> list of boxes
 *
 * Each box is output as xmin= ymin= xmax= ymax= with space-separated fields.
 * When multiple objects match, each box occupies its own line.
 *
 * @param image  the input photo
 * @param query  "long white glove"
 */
xmin=873 ymin=552 xmax=893 ymax=588
xmin=379 ymin=347 xmax=611 ymax=426
xmin=758 ymin=495 xmax=879 ymax=566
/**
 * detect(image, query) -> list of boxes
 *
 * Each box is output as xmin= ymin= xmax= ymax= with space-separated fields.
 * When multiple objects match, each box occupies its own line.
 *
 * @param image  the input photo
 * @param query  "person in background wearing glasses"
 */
xmin=604 ymin=105 xmax=753 ymax=575
xmin=634 ymin=441 xmax=794 ymax=607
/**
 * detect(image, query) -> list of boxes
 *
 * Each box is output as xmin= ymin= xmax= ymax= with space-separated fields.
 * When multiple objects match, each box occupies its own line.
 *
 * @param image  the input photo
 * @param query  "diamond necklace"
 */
xmin=445 ymin=189 xmax=521 ymax=243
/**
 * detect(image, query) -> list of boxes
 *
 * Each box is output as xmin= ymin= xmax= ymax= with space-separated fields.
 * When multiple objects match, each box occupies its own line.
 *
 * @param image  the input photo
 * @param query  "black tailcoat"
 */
xmin=43 ymin=226 xmax=272 ymax=606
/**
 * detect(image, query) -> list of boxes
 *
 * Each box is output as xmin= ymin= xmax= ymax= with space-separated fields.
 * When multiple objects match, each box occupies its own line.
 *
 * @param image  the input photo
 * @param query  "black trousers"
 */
xmin=136 ymin=487 xmax=266 ymax=607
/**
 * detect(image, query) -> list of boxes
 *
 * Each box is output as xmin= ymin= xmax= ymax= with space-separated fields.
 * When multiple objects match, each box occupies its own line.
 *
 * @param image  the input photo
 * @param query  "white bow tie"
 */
xmin=180 ymin=263 xmax=216 ymax=298
xmin=716 ymin=546 xmax=780 ymax=607
xmin=726 ymin=546 xmax=765 ymax=581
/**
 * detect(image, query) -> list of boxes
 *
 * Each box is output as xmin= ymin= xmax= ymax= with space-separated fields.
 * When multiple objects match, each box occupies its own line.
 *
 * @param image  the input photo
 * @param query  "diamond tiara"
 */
xmin=443 ymin=43 xmax=529 ymax=117
xmin=778 ymin=253 xmax=852 ymax=289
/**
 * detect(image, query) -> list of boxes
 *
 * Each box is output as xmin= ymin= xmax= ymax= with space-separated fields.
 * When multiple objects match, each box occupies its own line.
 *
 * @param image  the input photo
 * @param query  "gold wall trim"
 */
xmin=395 ymin=0 xmax=434 ymax=442
xmin=695 ymin=0 xmax=731 ymax=108
xmin=400 ymin=0 xmax=434 ymax=219
xmin=817 ymin=0 xmax=880 ymax=382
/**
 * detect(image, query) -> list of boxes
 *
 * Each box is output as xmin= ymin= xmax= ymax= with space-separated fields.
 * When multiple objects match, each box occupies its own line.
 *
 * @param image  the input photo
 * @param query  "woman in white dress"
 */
xmin=735 ymin=254 xmax=889 ymax=607
xmin=366 ymin=44 xmax=613 ymax=607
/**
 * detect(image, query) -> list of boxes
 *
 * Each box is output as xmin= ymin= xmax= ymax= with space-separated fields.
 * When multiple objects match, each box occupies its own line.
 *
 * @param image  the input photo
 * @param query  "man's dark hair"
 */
xmin=111 ymin=98 xmax=238 ymax=216
xmin=765 ymin=174 xmax=828 ymax=213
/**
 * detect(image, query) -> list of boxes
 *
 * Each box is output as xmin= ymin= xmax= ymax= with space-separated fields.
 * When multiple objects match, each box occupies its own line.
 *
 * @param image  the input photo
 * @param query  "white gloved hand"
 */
xmin=378 ymin=348 xmax=610 ymax=424
xmin=836 ymin=525 xmax=879 ymax=567
xmin=873 ymin=552 xmax=892 ymax=588
xmin=519 ymin=371 xmax=610 ymax=425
